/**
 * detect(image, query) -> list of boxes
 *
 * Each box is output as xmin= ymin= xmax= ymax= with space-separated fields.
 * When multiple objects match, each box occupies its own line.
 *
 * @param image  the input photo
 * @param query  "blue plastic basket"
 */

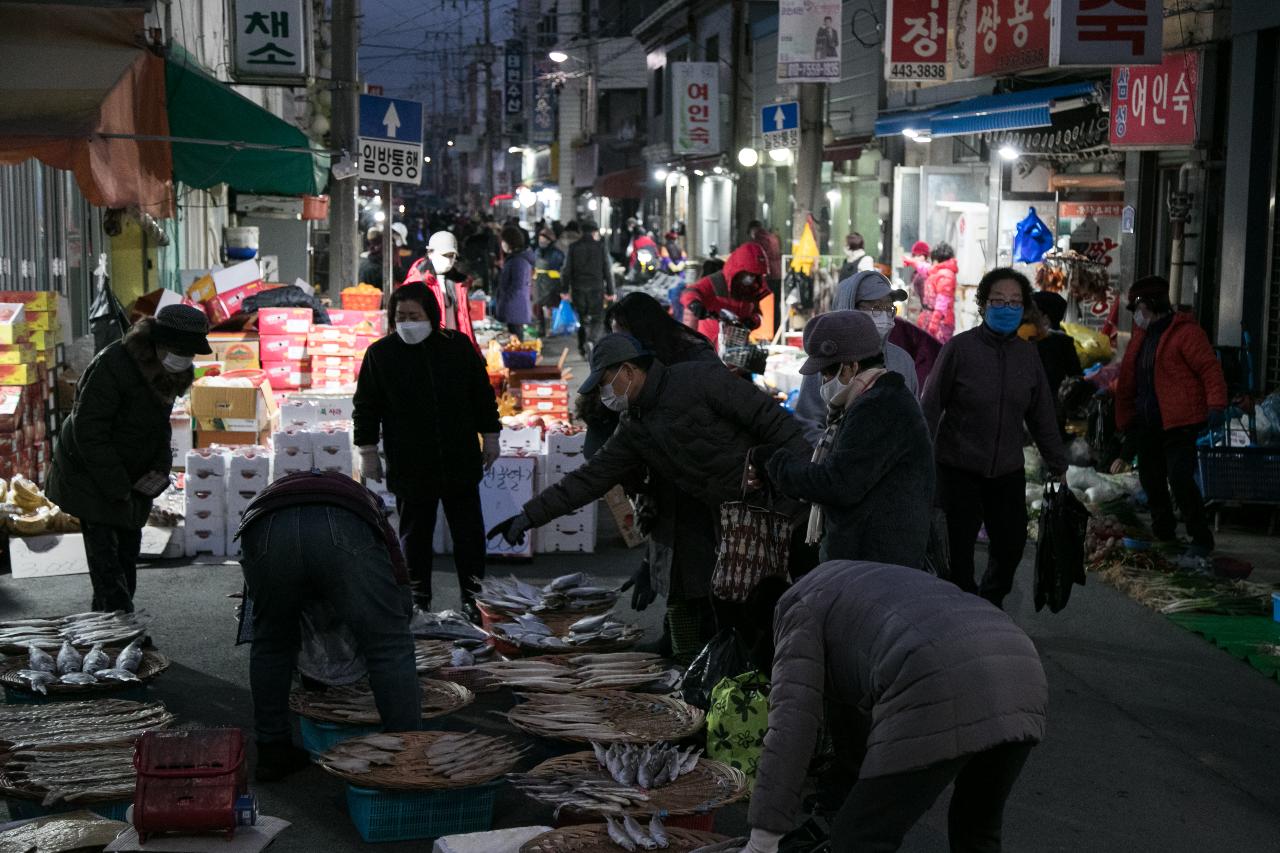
xmin=5 ymin=797 xmax=132 ymax=821
xmin=4 ymin=685 xmax=149 ymax=705
xmin=345 ymin=783 xmax=497 ymax=843
xmin=1196 ymin=445 xmax=1280 ymax=505
xmin=500 ymin=350 xmax=538 ymax=369
xmin=299 ymin=718 xmax=381 ymax=756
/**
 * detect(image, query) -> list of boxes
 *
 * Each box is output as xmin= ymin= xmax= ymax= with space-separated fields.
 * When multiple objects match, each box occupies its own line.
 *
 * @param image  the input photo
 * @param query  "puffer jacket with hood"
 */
xmin=1115 ymin=310 xmax=1227 ymax=432
xmin=680 ymin=242 xmax=772 ymax=343
xmin=921 ymin=257 xmax=958 ymax=342
xmin=749 ymin=560 xmax=1048 ymax=835
xmin=47 ymin=319 xmax=191 ymax=528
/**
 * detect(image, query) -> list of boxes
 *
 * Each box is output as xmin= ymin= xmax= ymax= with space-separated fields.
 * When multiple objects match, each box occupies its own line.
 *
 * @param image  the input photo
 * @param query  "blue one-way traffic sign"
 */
xmin=358 ymin=94 xmax=425 ymax=185
xmin=762 ymin=101 xmax=799 ymax=151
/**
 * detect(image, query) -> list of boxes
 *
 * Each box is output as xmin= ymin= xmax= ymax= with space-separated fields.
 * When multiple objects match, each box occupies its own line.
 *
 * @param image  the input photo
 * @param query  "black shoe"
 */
xmin=414 ymin=595 xmax=433 ymax=614
xmin=255 ymin=741 xmax=311 ymax=782
xmin=461 ymin=599 xmax=483 ymax=626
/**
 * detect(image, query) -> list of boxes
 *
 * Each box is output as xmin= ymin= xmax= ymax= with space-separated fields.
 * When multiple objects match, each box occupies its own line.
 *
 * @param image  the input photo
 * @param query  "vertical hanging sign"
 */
xmin=232 ymin=0 xmax=308 ymax=83
xmin=885 ymin=0 xmax=949 ymax=81
xmin=777 ymin=0 xmax=843 ymax=83
xmin=504 ymin=41 xmax=524 ymax=116
xmin=671 ymin=62 xmax=720 ymax=155
xmin=530 ymin=60 xmax=556 ymax=144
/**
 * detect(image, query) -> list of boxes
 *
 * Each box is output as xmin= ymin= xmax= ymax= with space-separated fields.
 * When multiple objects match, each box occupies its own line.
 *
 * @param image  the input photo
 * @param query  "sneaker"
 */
xmin=255 ymin=742 xmax=311 ymax=782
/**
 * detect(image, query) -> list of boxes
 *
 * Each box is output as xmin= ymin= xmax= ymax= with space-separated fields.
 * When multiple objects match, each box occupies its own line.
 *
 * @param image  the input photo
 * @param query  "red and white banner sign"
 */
xmin=1110 ymin=50 xmax=1201 ymax=147
xmin=1050 ymin=0 xmax=1163 ymax=67
xmin=956 ymin=0 xmax=1052 ymax=79
xmin=886 ymin=0 xmax=949 ymax=81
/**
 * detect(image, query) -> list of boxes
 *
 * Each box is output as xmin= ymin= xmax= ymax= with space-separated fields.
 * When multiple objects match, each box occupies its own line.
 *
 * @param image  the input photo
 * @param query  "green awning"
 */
xmin=165 ymin=46 xmax=328 ymax=195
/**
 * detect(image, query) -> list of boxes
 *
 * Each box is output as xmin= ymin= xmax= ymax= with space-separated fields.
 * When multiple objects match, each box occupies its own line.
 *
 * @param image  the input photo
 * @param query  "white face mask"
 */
xmin=819 ymin=370 xmax=853 ymax=406
xmin=1133 ymin=309 xmax=1151 ymax=330
xmin=396 ymin=321 xmax=432 ymax=344
xmin=161 ymin=352 xmax=193 ymax=373
xmin=430 ymin=253 xmax=455 ymax=275
xmin=599 ymin=370 xmax=633 ymax=412
xmin=865 ymin=310 xmax=895 ymax=340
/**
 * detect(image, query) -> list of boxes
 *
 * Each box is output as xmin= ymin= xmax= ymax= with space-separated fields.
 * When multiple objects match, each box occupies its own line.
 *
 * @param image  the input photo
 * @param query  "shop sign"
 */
xmin=886 ymin=0 xmax=949 ymax=81
xmin=232 ymin=0 xmax=308 ymax=82
xmin=1110 ymin=50 xmax=1201 ymax=148
xmin=1050 ymin=0 xmax=1163 ymax=67
xmin=504 ymin=41 xmax=524 ymax=116
xmin=531 ymin=60 xmax=556 ymax=144
xmin=1121 ymin=204 xmax=1136 ymax=234
xmin=761 ymin=101 xmax=800 ymax=151
xmin=955 ymin=0 xmax=1052 ymax=79
xmin=671 ymin=63 xmax=720 ymax=155
xmin=777 ymin=0 xmax=843 ymax=83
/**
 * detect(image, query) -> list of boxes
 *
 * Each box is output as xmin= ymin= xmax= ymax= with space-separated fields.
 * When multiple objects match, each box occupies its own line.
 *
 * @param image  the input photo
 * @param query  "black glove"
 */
xmin=687 ymin=300 xmax=708 ymax=320
xmin=619 ymin=560 xmax=657 ymax=611
xmin=750 ymin=444 xmax=779 ymax=472
xmin=486 ymin=513 xmax=531 ymax=546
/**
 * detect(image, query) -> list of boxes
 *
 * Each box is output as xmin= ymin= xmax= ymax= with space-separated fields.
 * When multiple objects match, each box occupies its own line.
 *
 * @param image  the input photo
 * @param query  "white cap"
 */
xmin=428 ymin=231 xmax=458 ymax=255
xmin=390 ymin=222 xmax=408 ymax=245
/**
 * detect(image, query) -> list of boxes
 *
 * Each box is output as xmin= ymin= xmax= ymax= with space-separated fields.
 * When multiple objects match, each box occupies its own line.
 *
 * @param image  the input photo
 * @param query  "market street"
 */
xmin=1 ymin=534 xmax=1276 ymax=852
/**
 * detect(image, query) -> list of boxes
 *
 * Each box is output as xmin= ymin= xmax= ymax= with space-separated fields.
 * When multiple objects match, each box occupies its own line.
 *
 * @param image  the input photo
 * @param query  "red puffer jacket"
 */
xmin=680 ymin=242 xmax=771 ymax=343
xmin=1115 ymin=310 xmax=1228 ymax=432
xmin=402 ymin=260 xmax=477 ymax=349
xmin=920 ymin=258 xmax=957 ymax=343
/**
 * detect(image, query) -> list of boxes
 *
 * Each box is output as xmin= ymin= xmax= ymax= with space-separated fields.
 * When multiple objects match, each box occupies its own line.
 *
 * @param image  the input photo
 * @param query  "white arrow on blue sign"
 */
xmin=762 ymin=101 xmax=799 ymax=134
xmin=359 ymin=94 xmax=423 ymax=144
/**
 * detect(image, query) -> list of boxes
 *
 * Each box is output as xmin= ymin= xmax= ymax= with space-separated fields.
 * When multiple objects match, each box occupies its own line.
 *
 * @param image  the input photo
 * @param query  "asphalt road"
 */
xmin=1 ymin=521 xmax=1277 ymax=852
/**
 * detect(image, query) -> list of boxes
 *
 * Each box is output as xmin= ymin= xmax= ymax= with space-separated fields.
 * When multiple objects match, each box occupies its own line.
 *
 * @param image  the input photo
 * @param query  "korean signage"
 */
xmin=1051 ymin=0 xmax=1162 ymax=66
xmin=671 ymin=63 xmax=719 ymax=156
xmin=777 ymin=0 xmax=843 ymax=83
xmin=761 ymin=101 xmax=800 ymax=151
xmin=955 ymin=0 xmax=1052 ymax=79
xmin=232 ymin=0 xmax=308 ymax=82
xmin=886 ymin=0 xmax=948 ymax=81
xmin=531 ymin=59 xmax=556 ymax=144
xmin=357 ymin=94 xmax=424 ymax=185
xmin=504 ymin=40 xmax=524 ymax=116
xmin=1110 ymin=50 xmax=1201 ymax=147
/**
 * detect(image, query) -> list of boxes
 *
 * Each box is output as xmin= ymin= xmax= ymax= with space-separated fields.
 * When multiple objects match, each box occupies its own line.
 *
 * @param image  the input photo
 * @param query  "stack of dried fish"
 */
xmin=316 ymin=734 xmax=405 ymax=775
xmin=476 ymin=653 xmax=671 ymax=692
xmin=290 ymin=678 xmax=473 ymax=725
xmin=605 ymin=813 xmax=671 ymax=851
xmin=410 ymin=609 xmax=490 ymax=645
xmin=424 ymin=731 xmax=529 ymax=785
xmin=318 ymin=731 xmax=525 ymax=788
xmin=0 ymin=700 xmax=173 ymax=750
xmin=15 ymin=639 xmax=146 ymax=694
xmin=414 ymin=640 xmax=454 ymax=673
xmin=477 ymin=573 xmax=620 ymax=614
xmin=506 ymin=691 xmax=705 ymax=743
xmin=3 ymin=744 xmax=136 ymax=806
xmin=507 ymin=771 xmax=652 ymax=816
xmin=592 ymin=742 xmax=701 ymax=788
xmin=0 ymin=611 xmax=147 ymax=652
xmin=492 ymin=612 xmax=642 ymax=651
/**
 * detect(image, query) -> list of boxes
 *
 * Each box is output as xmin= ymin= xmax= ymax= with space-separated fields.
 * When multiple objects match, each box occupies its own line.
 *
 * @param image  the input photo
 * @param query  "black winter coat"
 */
xmin=766 ymin=372 xmax=934 ymax=567
xmin=47 ymin=321 xmax=188 ymax=528
xmin=353 ymin=329 xmax=501 ymax=499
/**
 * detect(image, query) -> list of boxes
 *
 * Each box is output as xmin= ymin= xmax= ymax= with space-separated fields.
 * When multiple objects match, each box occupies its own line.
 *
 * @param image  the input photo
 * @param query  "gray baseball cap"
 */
xmin=845 ymin=270 xmax=908 ymax=305
xmin=579 ymin=333 xmax=651 ymax=393
xmin=799 ymin=310 xmax=883 ymax=375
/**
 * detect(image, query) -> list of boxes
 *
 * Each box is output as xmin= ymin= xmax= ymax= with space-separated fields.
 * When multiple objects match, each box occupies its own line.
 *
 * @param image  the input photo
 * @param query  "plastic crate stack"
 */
xmin=535 ymin=430 xmax=595 ymax=554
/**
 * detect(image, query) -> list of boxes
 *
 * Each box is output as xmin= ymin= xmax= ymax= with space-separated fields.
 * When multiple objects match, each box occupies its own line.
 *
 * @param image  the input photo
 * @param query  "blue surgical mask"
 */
xmin=985 ymin=305 xmax=1024 ymax=336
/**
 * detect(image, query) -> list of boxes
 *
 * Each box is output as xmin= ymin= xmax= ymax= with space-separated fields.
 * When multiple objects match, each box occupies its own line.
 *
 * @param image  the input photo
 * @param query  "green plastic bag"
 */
xmin=705 ymin=670 xmax=770 ymax=790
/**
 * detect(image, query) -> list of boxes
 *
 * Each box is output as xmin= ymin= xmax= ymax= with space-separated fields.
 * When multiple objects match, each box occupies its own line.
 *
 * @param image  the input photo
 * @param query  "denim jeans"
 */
xmin=240 ymin=504 xmax=420 ymax=744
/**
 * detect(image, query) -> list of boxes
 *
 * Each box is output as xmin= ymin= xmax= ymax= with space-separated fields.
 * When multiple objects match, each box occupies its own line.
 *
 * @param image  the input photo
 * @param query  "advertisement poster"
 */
xmin=1050 ymin=0 xmax=1163 ymax=67
xmin=954 ymin=0 xmax=1051 ymax=79
xmin=777 ymin=0 xmax=843 ymax=83
xmin=1110 ymin=50 xmax=1201 ymax=148
xmin=530 ymin=59 xmax=556 ymax=144
xmin=886 ymin=0 xmax=949 ymax=81
xmin=671 ymin=62 xmax=720 ymax=155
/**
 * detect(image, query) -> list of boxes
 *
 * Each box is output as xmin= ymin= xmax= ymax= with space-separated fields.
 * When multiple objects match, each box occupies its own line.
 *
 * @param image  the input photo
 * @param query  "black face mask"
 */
xmin=730 ymin=272 xmax=759 ymax=299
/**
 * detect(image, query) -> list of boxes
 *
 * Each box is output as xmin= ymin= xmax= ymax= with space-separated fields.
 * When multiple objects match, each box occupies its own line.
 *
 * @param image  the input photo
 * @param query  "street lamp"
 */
xmin=737 ymin=147 xmax=759 ymax=168
xmin=768 ymin=148 xmax=793 ymax=164
xmin=998 ymin=145 xmax=1020 ymax=161
xmin=654 ymin=168 xmax=669 ymax=181
xmin=423 ymin=155 xmax=431 ymax=163
xmin=508 ymin=146 xmax=523 ymax=154
xmin=549 ymin=49 xmax=569 ymax=63
xmin=446 ymin=139 xmax=455 ymax=147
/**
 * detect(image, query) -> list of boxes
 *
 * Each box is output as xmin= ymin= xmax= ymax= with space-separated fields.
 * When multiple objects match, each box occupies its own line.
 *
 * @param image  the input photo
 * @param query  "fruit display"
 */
xmin=2 ymin=475 xmax=79 ymax=535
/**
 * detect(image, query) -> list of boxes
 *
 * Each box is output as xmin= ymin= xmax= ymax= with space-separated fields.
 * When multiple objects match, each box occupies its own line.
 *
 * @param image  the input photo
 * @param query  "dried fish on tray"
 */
xmin=0 ymin=700 xmax=174 ymax=753
xmin=506 ymin=690 xmax=705 ymax=744
xmin=492 ymin=613 xmax=643 ymax=654
xmin=512 ymin=751 xmax=747 ymax=818
xmin=475 ymin=653 xmax=672 ymax=693
xmin=317 ymin=730 xmax=527 ymax=789
xmin=410 ymin=609 xmax=491 ymax=644
xmin=477 ymin=573 xmax=621 ymax=614
xmin=415 ymin=639 xmax=454 ymax=673
xmin=0 ymin=611 xmax=148 ymax=654
xmin=0 ymin=743 xmax=137 ymax=806
xmin=0 ymin=643 xmax=168 ymax=697
xmin=289 ymin=678 xmax=473 ymax=725
xmin=521 ymin=822 xmax=728 ymax=853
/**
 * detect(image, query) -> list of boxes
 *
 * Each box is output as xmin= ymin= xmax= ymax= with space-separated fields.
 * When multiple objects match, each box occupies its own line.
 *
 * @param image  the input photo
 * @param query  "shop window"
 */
xmin=705 ymin=36 xmax=719 ymax=64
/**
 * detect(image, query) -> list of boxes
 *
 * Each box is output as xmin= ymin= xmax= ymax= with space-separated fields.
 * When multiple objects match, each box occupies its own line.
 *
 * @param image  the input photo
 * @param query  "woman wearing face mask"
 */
xmin=492 ymin=225 xmax=535 ymax=340
xmin=747 ymin=311 xmax=934 ymax=566
xmin=921 ymin=269 xmax=1069 ymax=609
xmin=353 ymin=283 xmax=501 ymax=619
xmin=48 ymin=305 xmax=211 ymax=612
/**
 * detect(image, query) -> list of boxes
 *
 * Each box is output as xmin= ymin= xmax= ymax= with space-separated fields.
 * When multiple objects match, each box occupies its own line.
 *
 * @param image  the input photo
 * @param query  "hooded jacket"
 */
xmin=1115 ymin=310 xmax=1227 ymax=432
xmin=681 ymin=242 xmax=772 ymax=343
xmin=47 ymin=319 xmax=191 ymax=528
xmin=749 ymin=561 xmax=1047 ymax=834
xmin=921 ymin=257 xmax=958 ymax=343
xmin=402 ymin=260 xmax=476 ymax=346
xmin=492 ymin=247 xmax=535 ymax=326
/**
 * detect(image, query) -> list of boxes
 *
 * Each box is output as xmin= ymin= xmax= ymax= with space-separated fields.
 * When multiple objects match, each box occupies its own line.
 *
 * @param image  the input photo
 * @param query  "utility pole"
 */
xmin=794 ymin=82 xmax=825 ymax=242
xmin=329 ymin=0 xmax=359 ymax=294
xmin=731 ymin=0 xmax=756 ymax=239
xmin=483 ymin=0 xmax=496 ymax=204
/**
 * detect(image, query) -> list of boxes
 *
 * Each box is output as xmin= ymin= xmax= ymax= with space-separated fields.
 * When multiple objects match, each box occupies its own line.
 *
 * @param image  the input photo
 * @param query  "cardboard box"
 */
xmin=480 ymin=456 xmax=536 ymax=558
xmin=208 ymin=333 xmax=261 ymax=371
xmin=213 ymin=259 xmax=263 ymax=296
xmin=0 ymin=392 xmax=22 ymax=432
xmin=311 ymin=355 xmax=354 ymax=371
xmin=19 ymin=329 xmax=52 ymax=351
xmin=190 ymin=376 xmax=278 ymax=432
xmin=307 ymin=327 xmax=356 ymax=356
xmin=604 ymin=485 xmax=644 ymax=548
xmin=0 ymin=344 xmax=36 ymax=365
xmin=260 ymin=334 xmax=309 ymax=362
xmin=195 ymin=425 xmax=274 ymax=449
xmin=521 ymin=381 xmax=569 ymax=400
xmin=23 ymin=311 xmax=56 ymax=331
xmin=0 ymin=364 xmax=38 ymax=386
xmin=170 ymin=412 xmax=193 ymax=470
xmin=264 ymin=362 xmax=310 ymax=390
xmin=4 ymin=291 xmax=54 ymax=311
xmin=326 ymin=310 xmax=387 ymax=335
xmin=524 ymin=399 xmax=569 ymax=418
xmin=310 ymin=377 xmax=353 ymax=391
xmin=258 ymin=308 xmax=313 ymax=336
xmin=0 ymin=305 xmax=27 ymax=347
xmin=9 ymin=533 xmax=88 ymax=579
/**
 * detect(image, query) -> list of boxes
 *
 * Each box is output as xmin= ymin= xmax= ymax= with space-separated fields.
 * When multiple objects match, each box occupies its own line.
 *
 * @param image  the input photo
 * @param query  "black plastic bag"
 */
xmin=89 ymin=271 xmax=128 ymax=353
xmin=242 ymin=285 xmax=330 ymax=326
xmin=680 ymin=628 xmax=753 ymax=710
xmin=1034 ymin=483 xmax=1091 ymax=613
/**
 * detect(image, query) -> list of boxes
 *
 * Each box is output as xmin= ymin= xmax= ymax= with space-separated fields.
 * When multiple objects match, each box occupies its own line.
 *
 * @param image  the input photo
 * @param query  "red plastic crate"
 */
xmin=133 ymin=729 xmax=247 ymax=843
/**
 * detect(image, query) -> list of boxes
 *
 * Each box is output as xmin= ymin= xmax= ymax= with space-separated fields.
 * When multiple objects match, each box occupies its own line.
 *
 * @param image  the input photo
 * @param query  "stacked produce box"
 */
xmin=0 ymin=293 xmax=66 ymax=487
xmin=259 ymin=308 xmax=313 ymax=391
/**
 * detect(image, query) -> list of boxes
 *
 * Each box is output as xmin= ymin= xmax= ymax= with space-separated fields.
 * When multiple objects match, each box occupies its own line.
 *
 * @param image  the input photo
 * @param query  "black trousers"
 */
xmin=80 ymin=521 xmax=143 ymax=613
xmin=937 ymin=466 xmax=1028 ymax=609
xmin=1135 ymin=423 xmax=1213 ymax=551
xmin=831 ymin=741 xmax=1034 ymax=853
xmin=397 ymin=488 xmax=486 ymax=609
xmin=572 ymin=287 xmax=605 ymax=353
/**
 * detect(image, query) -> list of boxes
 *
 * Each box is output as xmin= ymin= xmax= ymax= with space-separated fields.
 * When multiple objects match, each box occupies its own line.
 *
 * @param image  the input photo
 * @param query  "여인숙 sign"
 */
xmin=671 ymin=63 xmax=720 ymax=156
xmin=1110 ymin=50 xmax=1201 ymax=148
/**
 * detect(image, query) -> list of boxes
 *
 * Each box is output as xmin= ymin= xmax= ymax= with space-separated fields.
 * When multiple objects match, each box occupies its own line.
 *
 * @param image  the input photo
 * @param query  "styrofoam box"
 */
xmin=272 ymin=428 xmax=312 ymax=457
xmin=548 ymin=450 xmax=586 ymax=476
xmin=314 ymin=454 xmax=354 ymax=477
xmin=227 ymin=488 xmax=261 ymax=517
xmin=538 ymin=524 xmax=596 ymax=554
xmin=185 ymin=505 xmax=225 ymax=526
xmin=481 ymin=456 xmax=536 ymax=558
xmin=184 ymin=522 xmax=227 ymax=557
xmin=286 ymin=391 xmax=355 ymax=422
xmin=545 ymin=430 xmax=586 ymax=455
xmin=184 ymin=485 xmax=225 ymax=516
xmin=9 ymin=533 xmax=88 ymax=579
xmin=311 ymin=425 xmax=353 ymax=457
xmin=278 ymin=398 xmax=319 ymax=428
xmin=499 ymin=426 xmax=542 ymax=455
xmin=185 ymin=448 xmax=230 ymax=480
xmin=229 ymin=446 xmax=271 ymax=478
xmin=273 ymin=458 xmax=313 ymax=481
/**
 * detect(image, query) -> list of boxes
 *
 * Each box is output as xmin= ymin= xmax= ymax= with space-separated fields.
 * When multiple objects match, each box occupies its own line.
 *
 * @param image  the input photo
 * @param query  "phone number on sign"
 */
xmin=889 ymin=62 xmax=946 ymax=80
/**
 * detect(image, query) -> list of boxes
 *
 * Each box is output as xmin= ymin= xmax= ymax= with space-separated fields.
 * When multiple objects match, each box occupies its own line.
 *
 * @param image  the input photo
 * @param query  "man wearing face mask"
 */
xmin=746 ymin=311 xmax=934 ymax=566
xmin=402 ymin=231 xmax=477 ymax=347
xmin=921 ymin=268 xmax=1068 ymax=608
xmin=48 ymin=305 xmax=211 ymax=612
xmin=680 ymin=241 xmax=772 ymax=347
xmin=792 ymin=270 xmax=918 ymax=444
xmin=486 ymin=334 xmax=811 ymax=555
xmin=1111 ymin=276 xmax=1226 ymax=556
xmin=353 ymin=283 xmax=501 ymax=619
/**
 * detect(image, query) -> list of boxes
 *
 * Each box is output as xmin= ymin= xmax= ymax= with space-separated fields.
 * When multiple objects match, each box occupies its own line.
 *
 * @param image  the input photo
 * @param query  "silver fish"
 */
xmin=114 ymin=639 xmax=144 ymax=673
xmin=568 ymin=611 xmax=611 ymax=634
xmin=546 ymin=572 xmax=587 ymax=592
xmin=648 ymin=814 xmax=669 ymax=849
xmin=58 ymin=672 xmax=98 ymax=685
xmin=16 ymin=670 xmax=56 ymax=695
xmin=94 ymin=668 xmax=140 ymax=683
xmin=81 ymin=643 xmax=111 ymax=674
xmin=592 ymin=741 xmax=609 ymax=767
xmin=622 ymin=814 xmax=657 ymax=850
xmin=27 ymin=644 xmax=56 ymax=674
xmin=605 ymin=815 xmax=637 ymax=852
xmin=56 ymin=641 xmax=83 ymax=675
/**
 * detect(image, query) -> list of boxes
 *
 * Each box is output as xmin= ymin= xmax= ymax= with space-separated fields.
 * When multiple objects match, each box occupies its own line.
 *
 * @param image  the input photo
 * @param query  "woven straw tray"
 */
xmin=0 ymin=651 xmax=169 ymax=698
xmin=415 ymin=639 xmax=454 ymax=673
xmin=517 ymin=752 xmax=748 ymax=817
xmin=316 ymin=730 xmax=526 ymax=789
xmin=0 ymin=743 xmax=136 ymax=804
xmin=289 ymin=678 xmax=473 ymax=725
xmin=506 ymin=690 xmax=705 ymax=744
xmin=471 ymin=654 xmax=669 ymax=693
xmin=521 ymin=824 xmax=729 ymax=853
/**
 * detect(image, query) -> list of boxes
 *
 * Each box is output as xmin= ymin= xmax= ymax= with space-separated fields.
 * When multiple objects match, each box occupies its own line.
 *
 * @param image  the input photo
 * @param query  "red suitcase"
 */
xmin=133 ymin=728 xmax=247 ymax=842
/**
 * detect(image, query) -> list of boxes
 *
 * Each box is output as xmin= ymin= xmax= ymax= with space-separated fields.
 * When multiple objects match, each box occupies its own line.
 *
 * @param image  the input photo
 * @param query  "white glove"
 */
xmin=740 ymin=828 xmax=783 ymax=853
xmin=358 ymin=446 xmax=384 ymax=482
xmin=481 ymin=433 xmax=500 ymax=470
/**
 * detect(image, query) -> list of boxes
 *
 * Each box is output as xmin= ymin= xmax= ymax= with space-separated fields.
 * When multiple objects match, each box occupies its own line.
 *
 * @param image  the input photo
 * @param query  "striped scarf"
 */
xmin=806 ymin=368 xmax=888 ymax=545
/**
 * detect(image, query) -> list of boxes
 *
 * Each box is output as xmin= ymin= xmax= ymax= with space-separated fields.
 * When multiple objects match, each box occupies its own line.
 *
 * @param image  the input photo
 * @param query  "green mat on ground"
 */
xmin=1165 ymin=613 xmax=1280 ymax=682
